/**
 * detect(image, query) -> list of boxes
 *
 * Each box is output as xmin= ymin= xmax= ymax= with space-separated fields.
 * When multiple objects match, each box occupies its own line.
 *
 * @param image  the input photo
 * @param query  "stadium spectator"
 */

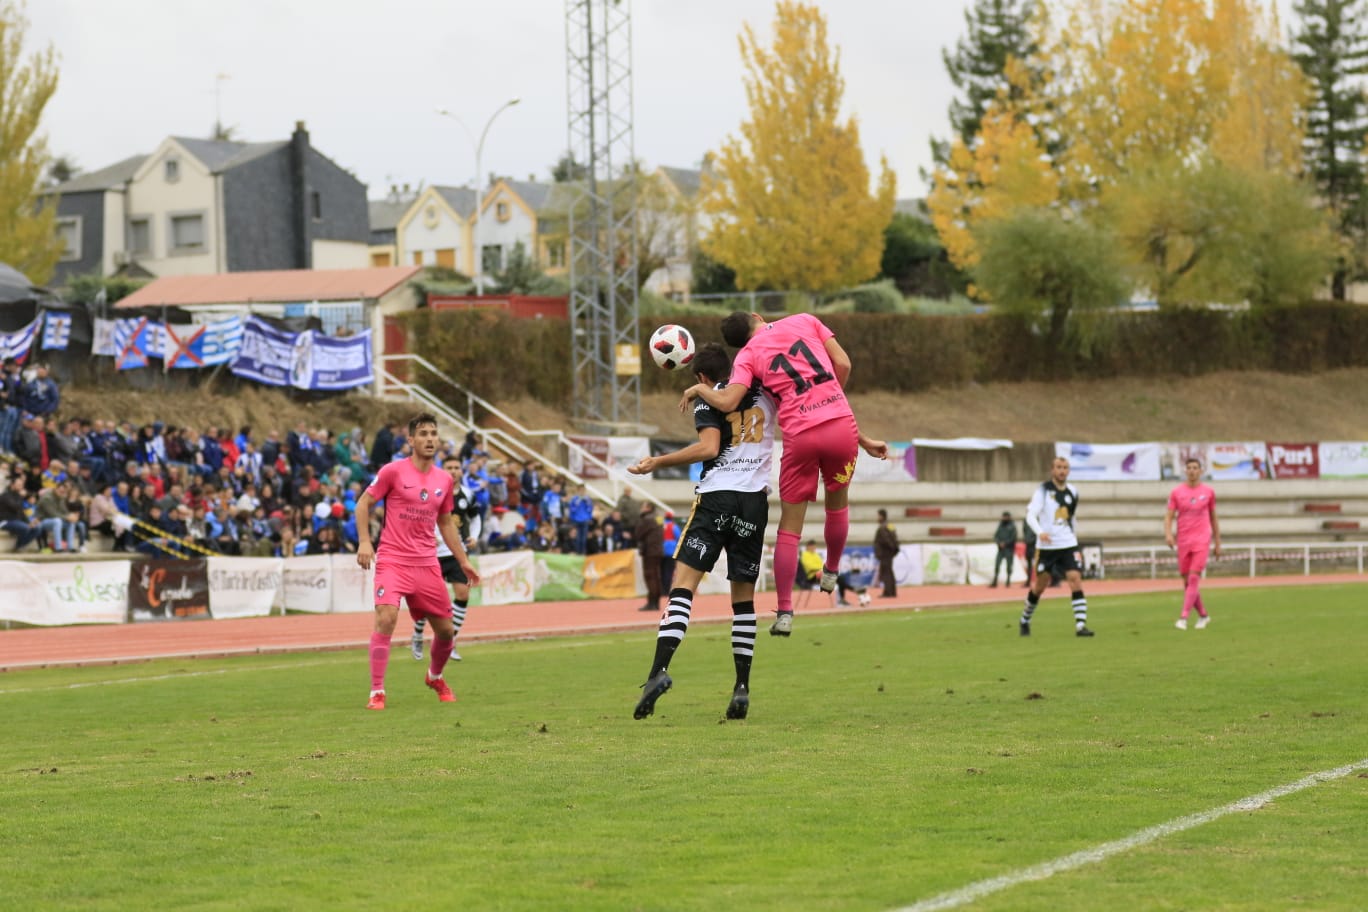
xmin=36 ymin=481 xmax=80 ymax=552
xmin=0 ymin=358 xmax=23 ymax=454
xmin=19 ymin=363 xmax=60 ymax=417
xmin=660 ymin=509 xmax=680 ymax=593
xmin=635 ymin=500 xmax=664 ymax=613
xmin=567 ymin=483 xmax=595 ymax=554
xmin=519 ymin=460 xmax=544 ymax=525
xmin=1020 ymin=457 xmax=1095 ymax=637
xmin=873 ymin=508 xmax=900 ymax=598
xmin=15 ymin=414 xmax=52 ymax=471
xmin=991 ymin=511 xmax=1018 ymax=588
xmin=0 ymin=474 xmax=42 ymax=552
xmin=1165 ymin=457 xmax=1221 ymax=630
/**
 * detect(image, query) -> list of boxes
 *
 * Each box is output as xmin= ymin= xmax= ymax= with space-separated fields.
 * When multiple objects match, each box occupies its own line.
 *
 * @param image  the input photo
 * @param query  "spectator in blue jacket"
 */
xmin=567 ymin=483 xmax=595 ymax=554
xmin=19 ymin=363 xmax=60 ymax=418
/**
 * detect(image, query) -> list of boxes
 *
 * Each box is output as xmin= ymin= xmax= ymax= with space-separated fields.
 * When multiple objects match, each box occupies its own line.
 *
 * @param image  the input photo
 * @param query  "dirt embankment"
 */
xmin=60 ymin=367 xmax=1368 ymax=444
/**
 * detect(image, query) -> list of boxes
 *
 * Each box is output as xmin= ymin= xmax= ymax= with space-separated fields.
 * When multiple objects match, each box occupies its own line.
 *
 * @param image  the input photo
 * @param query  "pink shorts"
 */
xmin=1177 ymin=546 xmax=1209 ymax=577
xmin=373 ymin=560 xmax=452 ymax=621
xmin=778 ymin=415 xmax=860 ymax=504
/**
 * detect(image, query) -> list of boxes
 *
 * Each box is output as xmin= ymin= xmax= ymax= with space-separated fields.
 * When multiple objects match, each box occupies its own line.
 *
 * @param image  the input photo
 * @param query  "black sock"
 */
xmin=731 ymin=599 xmax=756 ymax=688
xmin=649 ymin=587 xmax=694 ymax=677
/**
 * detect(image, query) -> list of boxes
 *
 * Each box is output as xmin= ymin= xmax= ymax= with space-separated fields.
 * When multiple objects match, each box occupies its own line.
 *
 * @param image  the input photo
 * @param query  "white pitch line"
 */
xmin=895 ymin=758 xmax=1368 ymax=912
xmin=0 ymin=657 xmax=346 ymax=696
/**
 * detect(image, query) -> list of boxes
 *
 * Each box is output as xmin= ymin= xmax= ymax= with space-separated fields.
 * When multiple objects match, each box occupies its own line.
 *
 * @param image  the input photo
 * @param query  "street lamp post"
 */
xmin=436 ymin=98 xmax=521 ymax=296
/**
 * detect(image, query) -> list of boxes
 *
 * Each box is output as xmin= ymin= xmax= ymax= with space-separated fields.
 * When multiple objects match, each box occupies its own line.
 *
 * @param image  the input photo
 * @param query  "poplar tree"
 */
xmin=1292 ymin=0 xmax=1368 ymax=299
xmin=0 ymin=1 xmax=61 ymax=284
xmin=700 ymin=2 xmax=896 ymax=293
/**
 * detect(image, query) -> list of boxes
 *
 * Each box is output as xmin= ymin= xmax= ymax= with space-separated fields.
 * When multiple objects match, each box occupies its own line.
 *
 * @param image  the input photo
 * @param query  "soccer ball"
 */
xmin=649 ymin=324 xmax=696 ymax=371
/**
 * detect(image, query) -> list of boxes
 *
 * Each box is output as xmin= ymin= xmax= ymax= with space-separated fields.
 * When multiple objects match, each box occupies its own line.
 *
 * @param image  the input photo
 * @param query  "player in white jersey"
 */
xmin=626 ymin=342 xmax=775 ymax=721
xmin=411 ymin=459 xmax=483 ymax=661
xmin=1020 ymin=457 xmax=1094 ymax=637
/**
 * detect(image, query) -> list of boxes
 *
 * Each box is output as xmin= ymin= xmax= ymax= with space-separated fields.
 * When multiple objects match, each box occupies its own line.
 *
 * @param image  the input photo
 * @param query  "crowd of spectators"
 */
xmin=0 ymin=361 xmax=672 ymax=561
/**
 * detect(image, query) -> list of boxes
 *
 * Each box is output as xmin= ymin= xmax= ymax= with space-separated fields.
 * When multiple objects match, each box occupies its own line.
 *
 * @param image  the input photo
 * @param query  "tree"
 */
xmin=691 ymin=248 xmax=738 ymax=296
xmin=0 ymin=1 xmax=61 ymax=285
xmin=1292 ymin=0 xmax=1368 ymax=299
xmin=550 ymin=151 xmax=587 ymax=183
xmin=879 ymin=210 xmax=967 ymax=299
xmin=973 ymin=207 xmax=1128 ymax=353
xmin=932 ymin=0 xmax=1042 ymax=168
xmin=46 ymin=154 xmax=78 ymax=187
xmin=699 ymin=1 xmax=896 ymax=293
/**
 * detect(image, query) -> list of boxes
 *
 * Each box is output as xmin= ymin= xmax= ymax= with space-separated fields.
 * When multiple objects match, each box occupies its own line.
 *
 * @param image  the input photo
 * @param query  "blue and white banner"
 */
xmin=230 ymin=317 xmax=373 ymax=390
xmin=113 ymin=317 xmax=161 ymax=371
xmin=0 ymin=317 xmax=39 ymax=363
xmin=1055 ymin=442 xmax=1162 ymax=481
xmin=163 ymin=316 xmax=243 ymax=369
xmin=92 ymin=317 xmax=118 ymax=356
xmin=41 ymin=311 xmax=72 ymax=350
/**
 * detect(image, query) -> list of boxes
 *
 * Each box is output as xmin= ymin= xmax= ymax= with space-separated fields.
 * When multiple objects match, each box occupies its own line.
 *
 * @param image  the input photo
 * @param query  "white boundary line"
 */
xmin=893 ymin=758 xmax=1368 ymax=912
xmin=0 ymin=657 xmax=347 ymax=696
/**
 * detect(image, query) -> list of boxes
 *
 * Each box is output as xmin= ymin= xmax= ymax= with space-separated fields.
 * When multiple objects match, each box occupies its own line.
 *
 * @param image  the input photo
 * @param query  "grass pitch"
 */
xmin=2 ymin=585 xmax=1365 ymax=911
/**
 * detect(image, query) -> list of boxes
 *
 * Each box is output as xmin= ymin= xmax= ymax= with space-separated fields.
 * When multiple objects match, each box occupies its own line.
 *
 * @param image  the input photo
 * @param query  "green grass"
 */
xmin=1 ymin=585 xmax=1365 ymax=911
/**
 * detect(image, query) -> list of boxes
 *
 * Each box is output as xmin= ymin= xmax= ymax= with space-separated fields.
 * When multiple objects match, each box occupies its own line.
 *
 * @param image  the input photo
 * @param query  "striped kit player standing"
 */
xmin=1020 ymin=457 xmax=1095 ymax=637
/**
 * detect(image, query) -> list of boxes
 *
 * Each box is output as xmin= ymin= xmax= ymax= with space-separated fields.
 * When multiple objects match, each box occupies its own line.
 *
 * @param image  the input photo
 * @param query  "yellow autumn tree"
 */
xmin=927 ymin=103 xmax=1059 ymax=275
xmin=700 ymin=2 xmax=896 ymax=293
xmin=0 ymin=1 xmax=61 ymax=285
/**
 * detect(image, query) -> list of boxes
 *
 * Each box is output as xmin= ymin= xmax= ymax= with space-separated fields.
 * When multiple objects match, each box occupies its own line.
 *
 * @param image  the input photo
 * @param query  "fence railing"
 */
xmin=1102 ymin=542 xmax=1367 ymax=580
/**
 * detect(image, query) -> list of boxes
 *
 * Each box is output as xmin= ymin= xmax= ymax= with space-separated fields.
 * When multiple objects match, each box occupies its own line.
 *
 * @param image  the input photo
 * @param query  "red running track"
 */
xmin=1 ymin=574 xmax=1363 ymax=672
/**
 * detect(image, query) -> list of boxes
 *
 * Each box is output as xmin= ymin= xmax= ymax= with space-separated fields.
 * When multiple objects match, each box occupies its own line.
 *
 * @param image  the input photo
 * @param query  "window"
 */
xmin=170 ymin=214 xmax=204 ymax=251
xmin=495 ymin=201 xmax=510 ymax=221
xmin=55 ymin=216 xmax=81 ymax=261
xmin=481 ymin=244 xmax=503 ymax=275
xmin=547 ymin=241 xmax=566 ymax=268
xmin=311 ymin=191 xmax=322 ymax=220
xmin=371 ymin=251 xmax=393 ymax=267
xmin=164 ymin=159 xmax=180 ymax=182
xmin=435 ymin=248 xmax=456 ymax=269
xmin=129 ymin=218 xmax=151 ymax=255
xmin=412 ymin=251 xmax=424 ymax=266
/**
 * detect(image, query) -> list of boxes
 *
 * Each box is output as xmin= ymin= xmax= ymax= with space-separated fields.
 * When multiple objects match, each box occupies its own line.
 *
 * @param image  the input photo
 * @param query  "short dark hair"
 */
xmin=408 ymin=412 xmax=438 ymax=436
xmin=720 ymin=311 xmax=755 ymax=348
xmin=1185 ymin=457 xmax=1202 ymax=468
xmin=877 ymin=508 xmax=888 ymax=520
xmin=691 ymin=342 xmax=731 ymax=386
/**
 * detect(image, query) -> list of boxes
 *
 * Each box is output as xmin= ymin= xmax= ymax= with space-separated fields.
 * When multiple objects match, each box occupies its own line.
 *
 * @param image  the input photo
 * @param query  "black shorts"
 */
xmin=438 ymin=554 xmax=469 ymax=585
xmin=674 ymin=489 xmax=769 ymax=584
xmin=1035 ymin=547 xmax=1082 ymax=580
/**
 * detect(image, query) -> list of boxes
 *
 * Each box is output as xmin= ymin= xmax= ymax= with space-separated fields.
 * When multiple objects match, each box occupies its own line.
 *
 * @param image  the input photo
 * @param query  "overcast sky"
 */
xmin=28 ymin=1 xmax=1298 ymax=201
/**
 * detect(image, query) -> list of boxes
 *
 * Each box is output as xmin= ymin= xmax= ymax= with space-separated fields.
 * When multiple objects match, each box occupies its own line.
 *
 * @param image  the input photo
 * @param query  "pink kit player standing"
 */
xmin=683 ymin=311 xmax=886 ymax=636
xmin=1164 ymin=457 xmax=1221 ymax=630
xmin=355 ymin=412 xmax=480 ymax=710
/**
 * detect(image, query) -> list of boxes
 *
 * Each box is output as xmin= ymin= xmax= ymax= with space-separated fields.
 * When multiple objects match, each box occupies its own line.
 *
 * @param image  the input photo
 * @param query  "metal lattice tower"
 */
xmin=565 ymin=0 xmax=640 ymax=432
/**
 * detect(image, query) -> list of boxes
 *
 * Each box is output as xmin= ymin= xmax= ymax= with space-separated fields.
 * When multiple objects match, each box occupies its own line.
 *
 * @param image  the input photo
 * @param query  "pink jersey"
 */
xmin=365 ymin=459 xmax=456 ymax=563
xmin=729 ymin=313 xmax=854 ymax=435
xmin=1167 ymin=483 xmax=1216 ymax=547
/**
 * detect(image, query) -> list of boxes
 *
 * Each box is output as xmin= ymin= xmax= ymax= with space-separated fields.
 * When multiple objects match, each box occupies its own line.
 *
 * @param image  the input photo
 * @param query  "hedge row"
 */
xmin=399 ymin=303 xmax=1368 ymax=406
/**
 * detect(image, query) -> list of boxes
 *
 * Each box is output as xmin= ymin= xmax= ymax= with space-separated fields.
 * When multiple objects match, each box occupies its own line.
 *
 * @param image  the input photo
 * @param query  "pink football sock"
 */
xmin=823 ymin=506 xmax=849 ymax=572
xmin=429 ymin=636 xmax=454 ymax=679
xmin=774 ymin=529 xmax=801 ymax=615
xmin=1181 ymin=575 xmax=1201 ymax=619
xmin=369 ymin=632 xmax=391 ymax=691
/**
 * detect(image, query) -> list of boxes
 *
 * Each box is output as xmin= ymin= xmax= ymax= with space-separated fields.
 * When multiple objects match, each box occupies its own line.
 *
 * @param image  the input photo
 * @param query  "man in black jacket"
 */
xmin=991 ymin=511 xmax=1018 ymax=587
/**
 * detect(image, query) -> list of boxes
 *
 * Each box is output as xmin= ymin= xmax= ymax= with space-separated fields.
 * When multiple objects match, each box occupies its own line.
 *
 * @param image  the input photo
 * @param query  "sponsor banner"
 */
xmin=913 ymin=437 xmax=1013 ymax=451
xmin=854 ymin=441 xmax=917 ymax=483
xmin=1208 ymin=442 xmax=1268 ymax=480
xmin=836 ymin=544 xmax=878 ymax=591
xmin=1318 ymin=441 xmax=1368 ymax=479
xmin=0 ymin=561 xmax=46 ymax=625
xmin=470 ymin=551 xmax=535 ymax=606
xmin=1160 ymin=443 xmax=1210 ymax=481
xmin=1056 ymin=442 xmax=1162 ymax=481
xmin=923 ymin=544 xmax=967 ymax=585
xmin=607 ymin=437 xmax=651 ymax=478
xmin=128 ymin=559 xmax=211 ymax=621
xmin=567 ymin=435 xmax=610 ymax=480
xmin=965 ymin=543 xmax=1026 ymax=586
xmin=207 ymin=557 xmax=282 ymax=619
xmin=0 ymin=560 xmax=131 ymax=626
xmin=582 ymin=550 xmax=640 ymax=599
xmin=896 ymin=544 xmax=925 ymax=587
xmin=328 ymin=554 xmax=374 ymax=613
xmin=1266 ymin=442 xmax=1320 ymax=479
xmin=532 ymin=552 xmax=589 ymax=601
xmin=282 ymin=555 xmax=333 ymax=613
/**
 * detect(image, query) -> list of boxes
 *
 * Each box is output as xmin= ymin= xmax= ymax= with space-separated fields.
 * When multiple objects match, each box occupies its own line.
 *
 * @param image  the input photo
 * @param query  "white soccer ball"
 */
xmin=648 ymin=324 xmax=696 ymax=371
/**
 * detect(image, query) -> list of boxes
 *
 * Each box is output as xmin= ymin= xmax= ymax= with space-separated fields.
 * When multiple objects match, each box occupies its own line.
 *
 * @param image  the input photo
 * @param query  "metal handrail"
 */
xmin=378 ymin=357 xmax=670 ymax=514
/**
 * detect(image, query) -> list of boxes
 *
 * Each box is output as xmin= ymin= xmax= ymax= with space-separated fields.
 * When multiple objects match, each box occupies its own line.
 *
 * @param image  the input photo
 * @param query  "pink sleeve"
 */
xmin=1166 ymin=488 xmax=1179 ymax=511
xmin=367 ymin=463 xmax=392 ymax=501
xmin=728 ymin=348 xmax=756 ymax=388
xmin=805 ymin=313 xmax=834 ymax=343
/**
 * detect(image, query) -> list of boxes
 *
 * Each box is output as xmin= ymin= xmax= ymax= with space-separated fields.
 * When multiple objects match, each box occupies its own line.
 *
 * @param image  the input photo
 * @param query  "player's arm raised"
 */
xmin=629 ymin=427 xmax=722 ymax=476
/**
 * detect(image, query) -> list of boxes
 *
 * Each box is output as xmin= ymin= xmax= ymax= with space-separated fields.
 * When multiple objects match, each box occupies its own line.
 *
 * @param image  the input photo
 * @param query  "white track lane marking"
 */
xmin=894 ymin=758 xmax=1368 ymax=912
xmin=0 ymin=658 xmax=346 ymax=696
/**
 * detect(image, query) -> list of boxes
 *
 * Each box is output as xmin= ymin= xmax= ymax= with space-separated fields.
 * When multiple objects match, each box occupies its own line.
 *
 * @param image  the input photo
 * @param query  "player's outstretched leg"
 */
xmin=820 ymin=506 xmax=848 ymax=592
xmin=726 ymin=599 xmax=756 ymax=719
xmin=633 ymin=588 xmax=692 ymax=720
